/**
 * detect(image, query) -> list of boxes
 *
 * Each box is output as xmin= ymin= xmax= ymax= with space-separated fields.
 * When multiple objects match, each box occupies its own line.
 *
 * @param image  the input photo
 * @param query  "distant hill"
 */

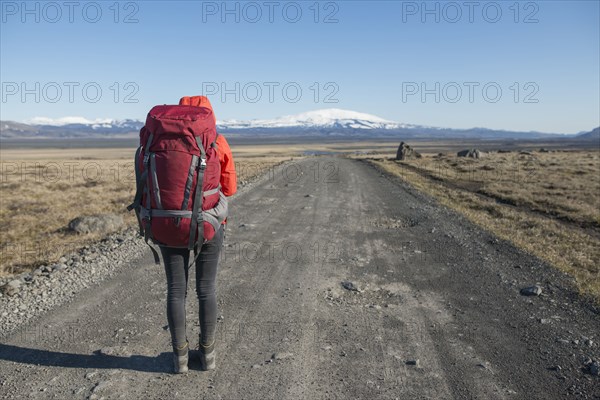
xmin=1 ymin=120 xmax=142 ymax=139
xmin=576 ymin=127 xmax=600 ymax=141
xmin=0 ymin=109 xmax=583 ymax=140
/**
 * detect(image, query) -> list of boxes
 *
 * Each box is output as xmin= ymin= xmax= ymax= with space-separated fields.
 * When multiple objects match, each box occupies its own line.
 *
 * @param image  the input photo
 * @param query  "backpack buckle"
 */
xmin=199 ymin=158 xmax=207 ymax=170
xmin=143 ymin=153 xmax=150 ymax=165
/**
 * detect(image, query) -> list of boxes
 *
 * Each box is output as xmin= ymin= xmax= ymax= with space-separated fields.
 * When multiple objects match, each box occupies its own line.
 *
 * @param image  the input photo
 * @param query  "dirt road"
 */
xmin=1 ymin=157 xmax=598 ymax=399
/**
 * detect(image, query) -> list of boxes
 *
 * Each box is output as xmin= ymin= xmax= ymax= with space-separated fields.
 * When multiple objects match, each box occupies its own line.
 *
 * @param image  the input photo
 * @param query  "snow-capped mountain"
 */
xmin=0 ymin=109 xmax=574 ymax=140
xmin=1 ymin=118 xmax=144 ymax=138
xmin=17 ymin=109 xmax=417 ymax=131
xmin=217 ymin=109 xmax=419 ymax=130
xmin=27 ymin=117 xmax=143 ymax=131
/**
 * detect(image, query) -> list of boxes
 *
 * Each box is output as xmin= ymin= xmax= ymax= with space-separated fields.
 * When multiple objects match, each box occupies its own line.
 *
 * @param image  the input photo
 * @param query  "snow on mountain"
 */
xmin=23 ymin=109 xmax=416 ymax=133
xmin=26 ymin=117 xmax=144 ymax=131
xmin=3 ymin=110 xmax=569 ymax=139
xmin=28 ymin=116 xmax=115 ymax=126
xmin=217 ymin=108 xmax=417 ymax=130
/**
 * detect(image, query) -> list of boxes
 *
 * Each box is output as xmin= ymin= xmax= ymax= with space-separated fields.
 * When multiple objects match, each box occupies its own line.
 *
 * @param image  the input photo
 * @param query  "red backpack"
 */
xmin=128 ymin=105 xmax=227 ymax=263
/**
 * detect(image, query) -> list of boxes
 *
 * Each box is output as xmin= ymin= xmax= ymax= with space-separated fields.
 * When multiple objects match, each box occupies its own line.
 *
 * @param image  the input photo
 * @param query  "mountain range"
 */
xmin=1 ymin=109 xmax=598 ymax=141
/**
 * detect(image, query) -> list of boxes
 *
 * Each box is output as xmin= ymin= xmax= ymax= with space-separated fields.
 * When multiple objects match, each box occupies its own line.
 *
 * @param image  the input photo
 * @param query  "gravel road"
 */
xmin=0 ymin=156 xmax=598 ymax=399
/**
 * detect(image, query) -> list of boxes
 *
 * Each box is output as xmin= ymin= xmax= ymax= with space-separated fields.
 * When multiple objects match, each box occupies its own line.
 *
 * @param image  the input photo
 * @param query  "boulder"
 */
xmin=457 ymin=149 xmax=485 ymax=159
xmin=68 ymin=214 xmax=124 ymax=235
xmin=395 ymin=142 xmax=421 ymax=160
xmin=0 ymin=279 xmax=22 ymax=296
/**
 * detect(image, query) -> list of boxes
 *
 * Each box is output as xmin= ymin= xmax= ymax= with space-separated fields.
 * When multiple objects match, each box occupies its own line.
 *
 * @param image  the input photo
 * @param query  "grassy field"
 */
xmin=355 ymin=148 xmax=600 ymax=301
xmin=0 ymin=146 xmax=294 ymax=276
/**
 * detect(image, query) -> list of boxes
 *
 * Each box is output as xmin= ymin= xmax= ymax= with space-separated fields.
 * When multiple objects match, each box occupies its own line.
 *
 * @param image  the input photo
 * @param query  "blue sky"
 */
xmin=1 ymin=0 xmax=599 ymax=133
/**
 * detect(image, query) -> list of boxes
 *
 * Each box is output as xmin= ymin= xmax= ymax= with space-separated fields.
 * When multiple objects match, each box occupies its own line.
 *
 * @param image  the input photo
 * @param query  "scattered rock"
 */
xmin=72 ymin=387 xmax=86 ymax=395
xmin=53 ymin=264 xmax=68 ymax=273
xmin=457 ymin=149 xmax=486 ymax=159
xmin=92 ymin=380 xmax=111 ymax=393
xmin=590 ymin=362 xmax=600 ymax=376
xmin=520 ymin=285 xmax=542 ymax=296
xmin=341 ymin=281 xmax=361 ymax=292
xmin=68 ymin=214 xmax=124 ymax=234
xmin=583 ymin=359 xmax=599 ymax=376
xmin=395 ymin=142 xmax=422 ymax=161
xmin=96 ymin=347 xmax=115 ymax=356
xmin=272 ymin=352 xmax=293 ymax=360
xmin=85 ymin=372 xmax=98 ymax=379
xmin=0 ymin=280 xmax=22 ymax=297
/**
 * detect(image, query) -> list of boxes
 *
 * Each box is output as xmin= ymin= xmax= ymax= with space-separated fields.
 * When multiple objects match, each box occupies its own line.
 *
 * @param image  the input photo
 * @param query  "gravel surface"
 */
xmin=0 ymin=168 xmax=268 ymax=339
xmin=0 ymin=229 xmax=148 ymax=338
xmin=0 ymin=156 xmax=598 ymax=399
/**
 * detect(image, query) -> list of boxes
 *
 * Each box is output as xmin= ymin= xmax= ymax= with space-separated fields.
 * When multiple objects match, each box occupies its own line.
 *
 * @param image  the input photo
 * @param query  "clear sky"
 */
xmin=1 ymin=0 xmax=599 ymax=133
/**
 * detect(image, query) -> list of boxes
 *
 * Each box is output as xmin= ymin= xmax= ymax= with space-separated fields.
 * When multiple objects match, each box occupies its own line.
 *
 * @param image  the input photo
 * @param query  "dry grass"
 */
xmin=362 ymin=150 xmax=600 ymax=301
xmin=0 ymin=147 xmax=291 ymax=277
xmin=396 ymin=151 xmax=599 ymax=227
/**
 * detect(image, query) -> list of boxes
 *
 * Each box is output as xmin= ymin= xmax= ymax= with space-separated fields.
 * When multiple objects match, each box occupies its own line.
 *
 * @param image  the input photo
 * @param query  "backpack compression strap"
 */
xmin=127 ymin=133 xmax=160 ymax=264
xmin=188 ymin=136 xmax=207 ymax=250
xmin=127 ymin=145 xmax=146 ymax=235
xmin=142 ymin=134 xmax=161 ymax=264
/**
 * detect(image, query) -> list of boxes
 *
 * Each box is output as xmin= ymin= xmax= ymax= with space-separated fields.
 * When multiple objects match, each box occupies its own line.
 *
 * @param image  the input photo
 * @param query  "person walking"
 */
xmin=129 ymin=96 xmax=236 ymax=373
xmin=169 ymin=96 xmax=236 ymax=373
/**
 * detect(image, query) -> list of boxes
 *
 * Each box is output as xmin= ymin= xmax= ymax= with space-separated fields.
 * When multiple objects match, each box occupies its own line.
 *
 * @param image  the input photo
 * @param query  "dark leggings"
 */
xmin=159 ymin=225 xmax=224 ymax=355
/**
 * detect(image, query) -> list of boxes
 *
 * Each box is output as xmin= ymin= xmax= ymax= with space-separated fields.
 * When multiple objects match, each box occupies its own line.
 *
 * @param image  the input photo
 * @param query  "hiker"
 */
xmin=128 ymin=96 xmax=236 ymax=373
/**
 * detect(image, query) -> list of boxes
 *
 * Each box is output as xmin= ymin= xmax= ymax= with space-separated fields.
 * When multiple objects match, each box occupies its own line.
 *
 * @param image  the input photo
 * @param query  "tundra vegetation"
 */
xmin=0 ymin=147 xmax=290 ymax=276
